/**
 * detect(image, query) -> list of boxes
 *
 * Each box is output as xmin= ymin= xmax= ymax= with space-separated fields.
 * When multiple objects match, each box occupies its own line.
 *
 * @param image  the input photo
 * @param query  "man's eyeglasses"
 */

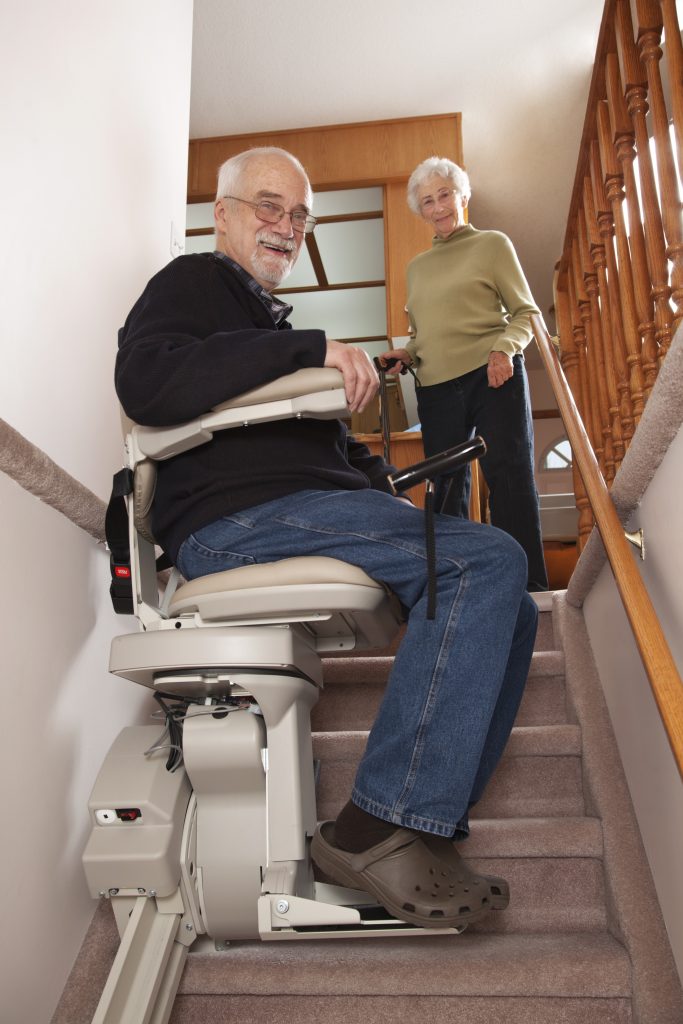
xmin=223 ymin=195 xmax=317 ymax=234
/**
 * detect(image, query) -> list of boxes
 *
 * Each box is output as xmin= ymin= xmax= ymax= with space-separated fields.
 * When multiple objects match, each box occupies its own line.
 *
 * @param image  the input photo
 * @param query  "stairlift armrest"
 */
xmin=131 ymin=368 xmax=348 ymax=461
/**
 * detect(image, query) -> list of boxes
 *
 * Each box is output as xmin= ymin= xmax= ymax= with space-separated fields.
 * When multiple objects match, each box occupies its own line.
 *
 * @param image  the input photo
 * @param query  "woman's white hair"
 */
xmin=215 ymin=147 xmax=313 ymax=208
xmin=407 ymin=157 xmax=471 ymax=214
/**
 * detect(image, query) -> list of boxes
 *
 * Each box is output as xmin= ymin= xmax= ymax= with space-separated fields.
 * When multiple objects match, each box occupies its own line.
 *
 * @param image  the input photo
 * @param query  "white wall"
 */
xmin=0 ymin=4 xmax=193 ymax=1021
xmin=583 ymin=422 xmax=683 ymax=982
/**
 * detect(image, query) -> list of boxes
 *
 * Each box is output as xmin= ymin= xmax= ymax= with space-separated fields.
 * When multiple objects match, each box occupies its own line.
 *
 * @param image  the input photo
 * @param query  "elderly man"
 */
xmin=116 ymin=146 xmax=537 ymax=931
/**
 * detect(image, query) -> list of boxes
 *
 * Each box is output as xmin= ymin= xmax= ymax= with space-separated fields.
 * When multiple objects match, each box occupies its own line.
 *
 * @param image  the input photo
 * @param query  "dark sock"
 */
xmin=333 ymin=800 xmax=399 ymax=853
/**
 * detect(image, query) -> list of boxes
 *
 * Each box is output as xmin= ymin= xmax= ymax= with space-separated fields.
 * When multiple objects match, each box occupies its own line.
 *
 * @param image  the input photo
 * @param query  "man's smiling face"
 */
xmin=214 ymin=154 xmax=310 ymax=291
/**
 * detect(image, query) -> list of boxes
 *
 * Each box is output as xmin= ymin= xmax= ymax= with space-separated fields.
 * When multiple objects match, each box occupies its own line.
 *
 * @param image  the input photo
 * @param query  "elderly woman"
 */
xmin=382 ymin=157 xmax=547 ymax=592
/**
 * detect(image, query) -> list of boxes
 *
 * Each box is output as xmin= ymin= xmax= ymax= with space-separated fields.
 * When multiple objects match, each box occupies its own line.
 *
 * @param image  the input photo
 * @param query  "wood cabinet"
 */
xmin=354 ymin=431 xmax=427 ymax=507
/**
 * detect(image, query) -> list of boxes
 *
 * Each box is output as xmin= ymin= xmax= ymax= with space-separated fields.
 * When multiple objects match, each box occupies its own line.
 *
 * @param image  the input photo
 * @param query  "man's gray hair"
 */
xmin=407 ymin=157 xmax=471 ymax=214
xmin=215 ymin=147 xmax=313 ymax=208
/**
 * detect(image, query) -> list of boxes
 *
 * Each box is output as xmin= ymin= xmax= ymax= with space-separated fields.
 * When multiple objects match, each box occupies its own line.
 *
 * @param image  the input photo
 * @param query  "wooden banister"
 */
xmin=557 ymin=0 xmax=683 ymax=481
xmin=532 ymin=314 xmax=683 ymax=778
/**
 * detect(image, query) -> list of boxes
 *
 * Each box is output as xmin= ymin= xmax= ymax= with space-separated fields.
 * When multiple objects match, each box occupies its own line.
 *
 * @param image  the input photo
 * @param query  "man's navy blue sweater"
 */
xmin=116 ymin=253 xmax=394 ymax=562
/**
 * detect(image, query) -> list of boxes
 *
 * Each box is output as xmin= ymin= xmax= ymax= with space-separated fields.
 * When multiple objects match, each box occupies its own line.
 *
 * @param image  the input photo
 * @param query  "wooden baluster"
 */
xmin=577 ymin=206 xmax=616 ymax=481
xmin=659 ymin=0 xmax=683 ymax=179
xmin=589 ymin=140 xmax=636 ymax=445
xmin=582 ymin=175 xmax=625 ymax=468
xmin=597 ymin=100 xmax=646 ymax=424
xmin=554 ymin=277 xmax=593 ymax=551
xmin=616 ymin=0 xmax=673 ymax=364
xmin=565 ymin=264 xmax=596 ymax=454
xmin=606 ymin=52 xmax=663 ymax=392
xmin=637 ymin=0 xmax=683 ymax=329
xmin=571 ymin=237 xmax=607 ymax=476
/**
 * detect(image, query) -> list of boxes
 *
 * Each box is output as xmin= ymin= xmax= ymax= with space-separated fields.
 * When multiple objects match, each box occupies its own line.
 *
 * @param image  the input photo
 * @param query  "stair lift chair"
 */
xmin=83 ymin=367 xmax=481 ymax=1024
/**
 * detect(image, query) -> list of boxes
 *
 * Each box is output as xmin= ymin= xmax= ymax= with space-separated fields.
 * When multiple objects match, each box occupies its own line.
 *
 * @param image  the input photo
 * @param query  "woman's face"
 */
xmin=416 ymin=174 xmax=468 ymax=239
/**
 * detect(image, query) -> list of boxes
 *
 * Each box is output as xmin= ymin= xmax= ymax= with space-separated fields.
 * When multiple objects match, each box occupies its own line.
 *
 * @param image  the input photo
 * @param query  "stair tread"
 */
xmin=313 ymin=723 xmax=582 ymax=758
xmin=179 ymin=931 xmax=631 ymax=999
xmin=321 ymin=648 xmax=565 ymax=684
xmin=460 ymin=816 xmax=602 ymax=857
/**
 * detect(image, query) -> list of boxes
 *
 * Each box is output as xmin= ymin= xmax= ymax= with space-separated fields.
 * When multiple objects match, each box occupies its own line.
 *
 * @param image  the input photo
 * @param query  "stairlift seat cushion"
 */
xmin=168 ymin=556 xmax=391 ymax=623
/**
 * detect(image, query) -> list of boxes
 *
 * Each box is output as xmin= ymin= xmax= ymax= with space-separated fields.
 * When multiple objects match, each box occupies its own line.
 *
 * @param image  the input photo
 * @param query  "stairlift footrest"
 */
xmin=258 ymin=893 xmax=362 ymax=932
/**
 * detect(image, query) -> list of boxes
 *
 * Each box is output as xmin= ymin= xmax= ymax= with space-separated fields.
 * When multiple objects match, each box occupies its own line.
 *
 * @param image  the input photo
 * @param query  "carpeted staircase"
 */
xmin=52 ymin=597 xmax=683 ymax=1024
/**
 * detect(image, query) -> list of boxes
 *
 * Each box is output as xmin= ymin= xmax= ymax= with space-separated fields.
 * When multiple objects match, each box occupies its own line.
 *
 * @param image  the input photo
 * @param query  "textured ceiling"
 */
xmin=189 ymin=0 xmax=606 ymax=335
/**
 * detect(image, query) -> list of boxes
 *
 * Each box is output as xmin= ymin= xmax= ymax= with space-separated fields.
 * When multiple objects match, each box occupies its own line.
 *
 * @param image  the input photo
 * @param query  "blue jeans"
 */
xmin=177 ymin=489 xmax=538 ymax=838
xmin=417 ymin=355 xmax=548 ymax=592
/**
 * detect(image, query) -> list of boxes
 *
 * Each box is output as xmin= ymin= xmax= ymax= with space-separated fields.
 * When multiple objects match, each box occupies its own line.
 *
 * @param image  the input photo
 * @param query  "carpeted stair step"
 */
xmin=462 ymin=815 xmax=602 ymax=857
xmin=313 ymin=724 xmax=584 ymax=822
xmin=462 ymin=815 xmax=606 ymax=934
xmin=170 ymin=931 xmax=631 ymax=1024
xmin=533 ymin=605 xmax=555 ymax=650
xmin=464 ymin=854 xmax=607 ymax=933
xmin=170 ymin=991 xmax=632 ymax=1024
xmin=313 ymin=649 xmax=567 ymax=732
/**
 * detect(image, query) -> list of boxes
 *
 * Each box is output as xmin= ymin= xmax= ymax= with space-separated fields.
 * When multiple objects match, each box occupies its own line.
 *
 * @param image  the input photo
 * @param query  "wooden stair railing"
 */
xmin=554 ymin=0 xmax=683 ymax=534
xmin=532 ymin=314 xmax=683 ymax=779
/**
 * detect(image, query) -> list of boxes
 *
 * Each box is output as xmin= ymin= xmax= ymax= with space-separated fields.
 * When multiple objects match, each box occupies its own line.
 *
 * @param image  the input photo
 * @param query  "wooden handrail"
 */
xmin=531 ymin=314 xmax=683 ymax=778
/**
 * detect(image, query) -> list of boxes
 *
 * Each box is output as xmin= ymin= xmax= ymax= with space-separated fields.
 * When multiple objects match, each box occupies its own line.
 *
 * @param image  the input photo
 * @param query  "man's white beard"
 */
xmin=252 ymin=252 xmax=293 ymax=287
xmin=251 ymin=231 xmax=296 ymax=288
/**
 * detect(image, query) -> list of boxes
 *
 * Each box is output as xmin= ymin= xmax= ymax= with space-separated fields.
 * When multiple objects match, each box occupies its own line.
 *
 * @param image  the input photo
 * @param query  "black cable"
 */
xmin=151 ymin=692 xmax=187 ymax=772
xmin=424 ymin=481 xmax=437 ymax=620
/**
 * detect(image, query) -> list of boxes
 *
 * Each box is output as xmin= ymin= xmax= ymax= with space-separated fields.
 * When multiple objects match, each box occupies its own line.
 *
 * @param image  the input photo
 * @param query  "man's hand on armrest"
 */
xmin=324 ymin=340 xmax=379 ymax=413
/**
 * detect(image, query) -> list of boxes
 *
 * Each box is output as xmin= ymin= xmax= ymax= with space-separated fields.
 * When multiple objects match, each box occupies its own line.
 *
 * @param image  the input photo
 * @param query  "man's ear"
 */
xmin=214 ymin=198 xmax=227 ymax=235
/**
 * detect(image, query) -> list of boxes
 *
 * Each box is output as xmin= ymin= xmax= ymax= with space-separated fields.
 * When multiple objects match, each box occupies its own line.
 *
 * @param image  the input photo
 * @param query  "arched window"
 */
xmin=540 ymin=436 xmax=572 ymax=471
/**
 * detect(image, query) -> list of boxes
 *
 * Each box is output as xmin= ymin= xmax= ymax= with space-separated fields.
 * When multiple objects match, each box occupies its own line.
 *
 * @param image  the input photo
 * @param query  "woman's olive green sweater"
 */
xmin=405 ymin=225 xmax=540 ymax=386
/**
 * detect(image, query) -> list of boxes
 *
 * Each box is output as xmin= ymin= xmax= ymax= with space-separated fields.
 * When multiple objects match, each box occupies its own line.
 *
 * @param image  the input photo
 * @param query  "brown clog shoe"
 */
xmin=311 ymin=821 xmax=499 ymax=929
xmin=419 ymin=833 xmax=510 ymax=911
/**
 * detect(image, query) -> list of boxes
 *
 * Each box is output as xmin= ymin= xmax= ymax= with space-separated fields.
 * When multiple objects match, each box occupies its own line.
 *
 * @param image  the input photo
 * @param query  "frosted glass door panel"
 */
xmin=280 ymin=287 xmax=387 ymax=339
xmin=312 ymin=188 xmax=383 ymax=216
xmin=315 ymin=220 xmax=384 ymax=283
